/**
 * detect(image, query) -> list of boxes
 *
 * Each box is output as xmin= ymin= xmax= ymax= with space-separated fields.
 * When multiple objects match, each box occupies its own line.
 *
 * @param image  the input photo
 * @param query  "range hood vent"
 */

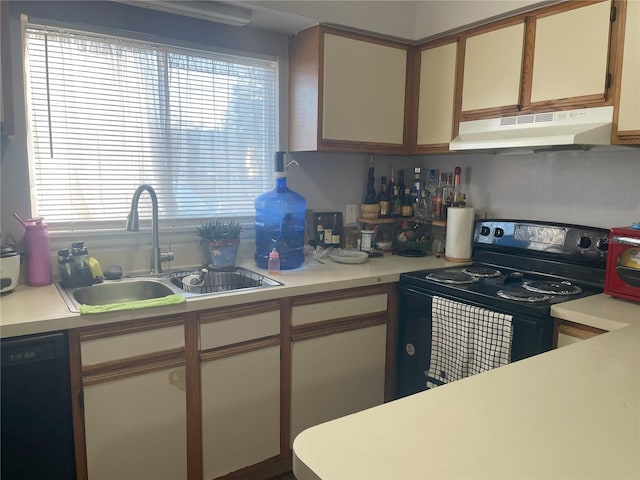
xmin=449 ymin=106 xmax=614 ymax=151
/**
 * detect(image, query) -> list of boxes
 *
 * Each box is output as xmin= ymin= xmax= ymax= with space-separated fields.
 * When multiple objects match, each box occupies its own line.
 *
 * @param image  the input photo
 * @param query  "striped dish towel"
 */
xmin=425 ymin=296 xmax=513 ymax=389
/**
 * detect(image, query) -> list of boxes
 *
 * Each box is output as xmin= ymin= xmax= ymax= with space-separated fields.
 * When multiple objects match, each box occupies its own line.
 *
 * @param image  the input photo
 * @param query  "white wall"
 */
xmin=288 ymin=148 xmax=640 ymax=230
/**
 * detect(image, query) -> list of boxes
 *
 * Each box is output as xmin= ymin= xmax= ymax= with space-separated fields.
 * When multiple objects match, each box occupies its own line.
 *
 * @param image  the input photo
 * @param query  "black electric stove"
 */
xmin=395 ymin=220 xmax=609 ymax=398
xmin=400 ymin=220 xmax=608 ymax=318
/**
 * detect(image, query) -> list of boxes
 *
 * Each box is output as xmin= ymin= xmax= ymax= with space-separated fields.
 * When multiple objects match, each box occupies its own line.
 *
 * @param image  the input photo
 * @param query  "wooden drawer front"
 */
xmin=81 ymin=324 xmax=184 ymax=367
xmin=292 ymin=293 xmax=387 ymax=327
xmin=200 ymin=308 xmax=280 ymax=351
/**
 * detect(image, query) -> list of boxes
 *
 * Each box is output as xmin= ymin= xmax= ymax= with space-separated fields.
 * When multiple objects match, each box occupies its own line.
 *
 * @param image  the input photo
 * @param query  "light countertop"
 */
xmin=293 ymin=294 xmax=640 ymax=480
xmin=0 ymin=253 xmax=454 ymax=338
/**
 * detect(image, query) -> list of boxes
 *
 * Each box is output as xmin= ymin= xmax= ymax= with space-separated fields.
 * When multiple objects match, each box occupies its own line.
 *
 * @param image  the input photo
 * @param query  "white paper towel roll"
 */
xmin=445 ymin=207 xmax=475 ymax=262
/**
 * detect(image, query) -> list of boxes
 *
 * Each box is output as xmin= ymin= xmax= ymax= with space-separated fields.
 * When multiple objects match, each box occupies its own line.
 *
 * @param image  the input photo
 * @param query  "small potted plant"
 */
xmin=196 ymin=220 xmax=242 ymax=269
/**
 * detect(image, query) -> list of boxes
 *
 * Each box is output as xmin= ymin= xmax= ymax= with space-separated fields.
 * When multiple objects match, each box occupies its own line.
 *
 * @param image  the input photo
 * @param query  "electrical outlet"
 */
xmin=345 ymin=204 xmax=358 ymax=225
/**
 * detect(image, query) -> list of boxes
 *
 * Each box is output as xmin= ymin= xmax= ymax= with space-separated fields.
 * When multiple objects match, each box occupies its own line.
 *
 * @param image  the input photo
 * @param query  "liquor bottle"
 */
xmin=453 ymin=166 xmax=463 ymax=207
xmin=401 ymin=176 xmax=413 ymax=218
xmin=331 ymin=213 xmax=341 ymax=248
xmin=427 ymin=169 xmax=440 ymax=220
xmin=394 ymin=169 xmax=405 ymax=217
xmin=388 ymin=166 xmax=397 ymax=217
xmin=324 ymin=223 xmax=333 ymax=248
xmin=315 ymin=220 xmax=324 ymax=246
xmin=364 ymin=154 xmax=376 ymax=204
xmin=377 ymin=176 xmax=391 ymax=218
xmin=411 ymin=167 xmax=422 ymax=206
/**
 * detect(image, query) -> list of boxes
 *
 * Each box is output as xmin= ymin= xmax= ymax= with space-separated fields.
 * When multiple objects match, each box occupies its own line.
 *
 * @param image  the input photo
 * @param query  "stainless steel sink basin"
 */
xmin=73 ymin=280 xmax=176 ymax=306
xmin=56 ymin=267 xmax=282 ymax=313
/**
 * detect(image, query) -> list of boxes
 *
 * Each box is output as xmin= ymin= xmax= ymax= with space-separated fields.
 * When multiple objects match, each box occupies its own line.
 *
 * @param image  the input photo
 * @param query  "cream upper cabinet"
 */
xmin=416 ymin=40 xmax=458 ymax=149
xmin=322 ymin=33 xmax=406 ymax=145
xmin=616 ymin=0 xmax=640 ymax=136
xmin=461 ymin=22 xmax=524 ymax=113
xmin=289 ymin=26 xmax=409 ymax=153
xmin=531 ymin=0 xmax=612 ymax=103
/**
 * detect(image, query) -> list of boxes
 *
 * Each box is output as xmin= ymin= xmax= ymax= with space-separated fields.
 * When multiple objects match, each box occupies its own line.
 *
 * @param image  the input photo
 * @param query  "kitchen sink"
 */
xmin=72 ymin=280 xmax=177 ymax=306
xmin=169 ymin=267 xmax=282 ymax=294
xmin=56 ymin=267 xmax=282 ymax=313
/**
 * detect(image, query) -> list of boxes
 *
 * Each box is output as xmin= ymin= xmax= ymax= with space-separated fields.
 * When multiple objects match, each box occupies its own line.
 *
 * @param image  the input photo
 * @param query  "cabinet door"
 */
xmin=531 ymin=1 xmax=611 ymax=104
xmin=416 ymin=40 xmax=458 ymax=148
xmin=554 ymin=319 xmax=606 ymax=348
xmin=322 ymin=32 xmax=407 ymax=145
xmin=201 ymin=345 xmax=280 ymax=479
xmin=290 ymin=324 xmax=387 ymax=446
xmin=461 ymin=22 xmax=524 ymax=113
xmin=83 ymin=366 xmax=187 ymax=480
xmin=616 ymin=0 xmax=640 ymax=135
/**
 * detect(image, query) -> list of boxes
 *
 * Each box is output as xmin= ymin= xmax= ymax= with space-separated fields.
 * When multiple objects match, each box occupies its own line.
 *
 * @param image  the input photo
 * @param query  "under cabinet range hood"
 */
xmin=449 ymin=106 xmax=614 ymax=152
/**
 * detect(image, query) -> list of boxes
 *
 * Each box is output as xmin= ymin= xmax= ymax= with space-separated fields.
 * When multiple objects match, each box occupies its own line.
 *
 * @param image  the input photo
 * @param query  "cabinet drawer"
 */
xmin=292 ymin=293 xmax=388 ymax=327
xmin=199 ymin=304 xmax=280 ymax=350
xmin=81 ymin=323 xmax=185 ymax=367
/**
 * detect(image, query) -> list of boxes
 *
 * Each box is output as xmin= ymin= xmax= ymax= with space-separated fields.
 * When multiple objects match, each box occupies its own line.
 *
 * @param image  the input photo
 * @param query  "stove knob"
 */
xmin=480 ymin=226 xmax=491 ymax=236
xmin=493 ymin=227 xmax=504 ymax=238
xmin=577 ymin=236 xmax=592 ymax=249
xmin=596 ymin=236 xmax=608 ymax=251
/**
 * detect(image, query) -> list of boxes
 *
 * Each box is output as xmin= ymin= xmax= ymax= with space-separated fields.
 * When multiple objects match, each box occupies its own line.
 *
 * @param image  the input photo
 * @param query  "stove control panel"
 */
xmin=474 ymin=220 xmax=608 ymax=262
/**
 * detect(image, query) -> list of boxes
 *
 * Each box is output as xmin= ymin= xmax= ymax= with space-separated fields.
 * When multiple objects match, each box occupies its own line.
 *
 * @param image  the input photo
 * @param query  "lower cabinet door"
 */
xmin=201 ymin=345 xmax=280 ymax=479
xmin=290 ymin=324 xmax=387 ymax=446
xmin=83 ymin=366 xmax=188 ymax=480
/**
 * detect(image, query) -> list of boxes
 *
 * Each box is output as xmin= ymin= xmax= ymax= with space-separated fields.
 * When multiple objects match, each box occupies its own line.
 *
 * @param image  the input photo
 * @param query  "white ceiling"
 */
xmin=236 ymin=0 xmax=551 ymax=41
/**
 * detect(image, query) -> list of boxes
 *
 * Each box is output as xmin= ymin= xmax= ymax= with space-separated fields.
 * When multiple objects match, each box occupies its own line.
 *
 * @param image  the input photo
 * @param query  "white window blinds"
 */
xmin=24 ymin=24 xmax=277 ymax=230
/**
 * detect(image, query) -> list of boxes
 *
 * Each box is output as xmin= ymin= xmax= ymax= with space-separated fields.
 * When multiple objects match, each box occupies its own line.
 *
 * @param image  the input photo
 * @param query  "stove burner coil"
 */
xmin=522 ymin=281 xmax=582 ymax=296
xmin=496 ymin=289 xmax=551 ymax=303
xmin=462 ymin=266 xmax=502 ymax=278
xmin=426 ymin=271 xmax=478 ymax=284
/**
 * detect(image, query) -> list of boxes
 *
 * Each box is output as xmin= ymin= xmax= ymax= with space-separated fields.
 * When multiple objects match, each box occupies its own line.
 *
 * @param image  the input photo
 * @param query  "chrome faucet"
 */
xmin=126 ymin=184 xmax=173 ymax=275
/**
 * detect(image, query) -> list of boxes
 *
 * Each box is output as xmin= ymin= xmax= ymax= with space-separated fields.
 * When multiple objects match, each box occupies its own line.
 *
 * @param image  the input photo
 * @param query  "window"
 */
xmin=24 ymin=24 xmax=277 ymax=232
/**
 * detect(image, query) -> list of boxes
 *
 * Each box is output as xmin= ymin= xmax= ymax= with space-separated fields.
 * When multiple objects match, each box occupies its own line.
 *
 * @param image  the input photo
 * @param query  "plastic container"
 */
xmin=267 ymin=248 xmax=280 ymax=275
xmin=255 ymin=152 xmax=306 ymax=270
xmin=23 ymin=217 xmax=53 ymax=286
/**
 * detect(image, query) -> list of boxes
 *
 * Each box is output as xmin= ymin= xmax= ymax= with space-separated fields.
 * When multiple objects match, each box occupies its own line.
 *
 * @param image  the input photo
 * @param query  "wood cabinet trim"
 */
xmin=291 ymin=312 xmax=387 ymax=342
xmin=384 ymin=285 xmax=399 ymax=403
xmin=199 ymin=335 xmax=280 ymax=363
xmin=198 ymin=300 xmax=281 ymax=324
xmin=611 ymin=0 xmax=640 ymax=142
xmin=69 ymin=330 xmax=89 ymax=480
xmin=320 ymin=25 xmax=410 ymax=51
xmin=558 ymin=319 xmax=608 ymax=337
xmin=290 ymin=284 xmax=389 ymax=307
xmin=82 ymin=350 xmax=185 ymax=386
xmin=519 ymin=15 xmax=537 ymax=110
xmin=76 ymin=314 xmax=185 ymax=341
xmin=280 ymin=297 xmax=293 ymax=457
xmin=184 ymin=313 xmax=202 ymax=480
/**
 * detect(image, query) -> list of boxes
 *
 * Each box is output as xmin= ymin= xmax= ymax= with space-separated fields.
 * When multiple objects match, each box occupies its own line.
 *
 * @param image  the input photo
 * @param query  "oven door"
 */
xmin=396 ymin=284 xmax=554 ymax=399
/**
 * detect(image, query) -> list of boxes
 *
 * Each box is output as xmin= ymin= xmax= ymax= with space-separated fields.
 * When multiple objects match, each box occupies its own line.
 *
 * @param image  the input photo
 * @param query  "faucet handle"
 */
xmin=160 ymin=242 xmax=174 ymax=263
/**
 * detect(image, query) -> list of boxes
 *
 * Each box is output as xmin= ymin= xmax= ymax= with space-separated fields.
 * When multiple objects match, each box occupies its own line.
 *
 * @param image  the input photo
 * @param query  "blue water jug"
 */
xmin=255 ymin=152 xmax=306 ymax=270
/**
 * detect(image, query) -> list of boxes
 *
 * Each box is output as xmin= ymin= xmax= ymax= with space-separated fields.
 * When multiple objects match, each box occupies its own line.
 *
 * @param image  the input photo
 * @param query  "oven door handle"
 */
xmin=610 ymin=235 xmax=640 ymax=247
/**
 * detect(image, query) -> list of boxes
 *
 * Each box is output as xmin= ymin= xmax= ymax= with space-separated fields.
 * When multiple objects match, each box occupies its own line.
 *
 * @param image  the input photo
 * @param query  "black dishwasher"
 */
xmin=1 ymin=331 xmax=76 ymax=479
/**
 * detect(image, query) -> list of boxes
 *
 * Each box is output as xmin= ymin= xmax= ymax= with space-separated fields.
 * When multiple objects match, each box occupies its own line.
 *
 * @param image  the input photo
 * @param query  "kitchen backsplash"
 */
xmin=287 ymin=147 xmax=640 ymax=230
